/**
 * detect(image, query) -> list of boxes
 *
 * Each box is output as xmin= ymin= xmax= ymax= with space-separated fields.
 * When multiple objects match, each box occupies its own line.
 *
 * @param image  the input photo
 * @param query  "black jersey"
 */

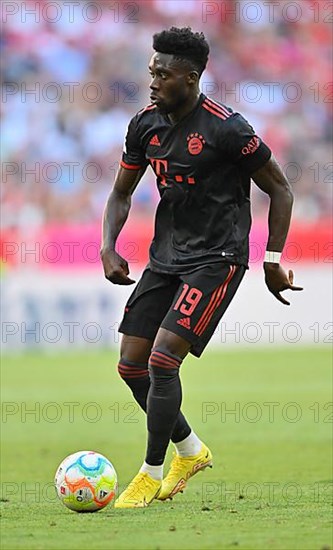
xmin=121 ymin=93 xmax=271 ymax=274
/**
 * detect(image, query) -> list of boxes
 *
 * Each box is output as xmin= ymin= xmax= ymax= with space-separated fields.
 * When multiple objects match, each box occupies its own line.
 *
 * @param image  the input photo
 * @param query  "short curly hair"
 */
xmin=152 ymin=27 xmax=209 ymax=76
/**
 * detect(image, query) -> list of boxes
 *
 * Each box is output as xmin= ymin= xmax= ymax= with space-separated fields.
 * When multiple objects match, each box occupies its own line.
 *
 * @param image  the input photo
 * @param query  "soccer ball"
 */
xmin=54 ymin=451 xmax=118 ymax=512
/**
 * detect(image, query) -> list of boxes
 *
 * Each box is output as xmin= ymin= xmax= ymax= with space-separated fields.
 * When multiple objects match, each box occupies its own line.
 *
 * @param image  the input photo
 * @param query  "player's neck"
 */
xmin=167 ymin=92 xmax=201 ymax=125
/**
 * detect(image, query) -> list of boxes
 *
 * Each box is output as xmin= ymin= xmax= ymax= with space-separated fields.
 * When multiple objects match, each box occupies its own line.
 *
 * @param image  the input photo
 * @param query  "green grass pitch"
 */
xmin=1 ymin=347 xmax=332 ymax=550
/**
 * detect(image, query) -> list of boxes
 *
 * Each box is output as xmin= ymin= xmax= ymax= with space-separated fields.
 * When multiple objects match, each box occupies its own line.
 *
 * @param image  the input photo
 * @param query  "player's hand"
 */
xmin=100 ymin=248 xmax=135 ymax=285
xmin=263 ymin=263 xmax=303 ymax=305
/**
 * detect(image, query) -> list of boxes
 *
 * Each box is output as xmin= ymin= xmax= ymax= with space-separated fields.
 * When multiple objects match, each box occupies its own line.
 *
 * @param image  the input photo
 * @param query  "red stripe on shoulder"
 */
xmin=205 ymin=98 xmax=231 ymax=118
xmin=120 ymin=161 xmax=142 ymax=170
xmin=202 ymin=103 xmax=228 ymax=120
xmin=139 ymin=104 xmax=157 ymax=114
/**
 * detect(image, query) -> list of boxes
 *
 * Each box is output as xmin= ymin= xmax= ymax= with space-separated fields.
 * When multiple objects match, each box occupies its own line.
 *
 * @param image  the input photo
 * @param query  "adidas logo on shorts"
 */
xmin=177 ymin=317 xmax=191 ymax=330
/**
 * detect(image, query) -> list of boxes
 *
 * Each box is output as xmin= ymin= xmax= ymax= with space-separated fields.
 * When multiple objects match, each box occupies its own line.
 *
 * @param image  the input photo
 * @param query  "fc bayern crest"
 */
xmin=187 ymin=133 xmax=205 ymax=155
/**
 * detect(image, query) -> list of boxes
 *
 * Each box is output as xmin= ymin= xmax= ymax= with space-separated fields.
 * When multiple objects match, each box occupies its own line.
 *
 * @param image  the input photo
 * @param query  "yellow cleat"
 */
xmin=114 ymin=472 xmax=161 ymax=509
xmin=157 ymin=443 xmax=213 ymax=501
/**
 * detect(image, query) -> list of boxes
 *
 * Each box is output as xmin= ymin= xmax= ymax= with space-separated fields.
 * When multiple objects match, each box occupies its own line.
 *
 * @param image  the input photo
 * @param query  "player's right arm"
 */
xmin=100 ymin=165 xmax=146 ymax=285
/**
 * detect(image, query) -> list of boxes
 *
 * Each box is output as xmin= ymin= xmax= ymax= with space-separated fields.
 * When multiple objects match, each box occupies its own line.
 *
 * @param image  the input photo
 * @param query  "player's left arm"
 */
xmin=251 ymin=155 xmax=303 ymax=305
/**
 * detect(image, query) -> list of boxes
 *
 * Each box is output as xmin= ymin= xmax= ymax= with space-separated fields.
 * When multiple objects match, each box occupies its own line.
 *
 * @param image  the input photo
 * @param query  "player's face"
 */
xmin=149 ymin=53 xmax=193 ymax=114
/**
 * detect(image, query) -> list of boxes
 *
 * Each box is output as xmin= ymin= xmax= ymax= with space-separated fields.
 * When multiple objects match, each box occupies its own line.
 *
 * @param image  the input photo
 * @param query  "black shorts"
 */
xmin=119 ymin=263 xmax=246 ymax=357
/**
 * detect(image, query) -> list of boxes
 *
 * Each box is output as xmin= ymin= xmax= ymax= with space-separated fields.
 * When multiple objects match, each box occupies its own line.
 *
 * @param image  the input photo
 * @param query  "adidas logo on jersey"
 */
xmin=149 ymin=134 xmax=160 ymax=146
xmin=177 ymin=317 xmax=191 ymax=330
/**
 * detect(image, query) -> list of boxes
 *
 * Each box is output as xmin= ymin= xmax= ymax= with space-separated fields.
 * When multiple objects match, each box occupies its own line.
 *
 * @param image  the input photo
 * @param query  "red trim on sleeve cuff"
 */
xmin=120 ymin=161 xmax=142 ymax=170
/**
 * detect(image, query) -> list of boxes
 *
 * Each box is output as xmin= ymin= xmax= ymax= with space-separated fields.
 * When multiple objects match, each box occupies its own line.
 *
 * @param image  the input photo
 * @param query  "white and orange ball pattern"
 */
xmin=54 ymin=451 xmax=117 ymax=512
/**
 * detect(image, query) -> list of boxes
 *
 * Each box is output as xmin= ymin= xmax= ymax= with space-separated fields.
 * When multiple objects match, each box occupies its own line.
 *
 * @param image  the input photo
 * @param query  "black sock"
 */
xmin=118 ymin=359 xmax=150 ymax=410
xmin=146 ymin=348 xmax=183 ymax=466
xmin=118 ymin=358 xmax=191 ymax=444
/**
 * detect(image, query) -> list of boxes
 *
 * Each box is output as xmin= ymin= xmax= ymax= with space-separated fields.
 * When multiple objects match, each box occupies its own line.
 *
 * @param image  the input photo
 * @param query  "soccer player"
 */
xmin=101 ymin=27 xmax=303 ymax=508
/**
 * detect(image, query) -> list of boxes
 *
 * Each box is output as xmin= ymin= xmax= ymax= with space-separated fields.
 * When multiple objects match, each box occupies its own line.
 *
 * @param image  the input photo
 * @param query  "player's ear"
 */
xmin=187 ymin=71 xmax=199 ymax=85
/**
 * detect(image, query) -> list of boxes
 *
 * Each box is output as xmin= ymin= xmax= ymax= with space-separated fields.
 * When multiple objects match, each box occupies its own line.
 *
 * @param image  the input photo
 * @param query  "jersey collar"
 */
xmin=162 ymin=93 xmax=206 ymax=127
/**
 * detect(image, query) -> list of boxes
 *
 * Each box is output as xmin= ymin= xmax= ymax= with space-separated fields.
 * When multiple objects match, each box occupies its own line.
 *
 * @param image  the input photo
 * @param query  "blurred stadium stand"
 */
xmin=1 ymin=0 xmax=332 ymax=350
xmin=2 ymin=0 xmax=332 ymax=228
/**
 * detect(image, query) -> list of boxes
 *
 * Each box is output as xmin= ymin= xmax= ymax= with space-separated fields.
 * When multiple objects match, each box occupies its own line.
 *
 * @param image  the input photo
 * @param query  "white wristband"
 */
xmin=264 ymin=251 xmax=281 ymax=264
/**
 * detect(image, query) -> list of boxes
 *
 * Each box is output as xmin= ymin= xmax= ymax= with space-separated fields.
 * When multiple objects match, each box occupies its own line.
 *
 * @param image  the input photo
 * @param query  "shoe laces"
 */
xmin=164 ymin=453 xmax=189 ymax=480
xmin=125 ymin=473 xmax=157 ymax=497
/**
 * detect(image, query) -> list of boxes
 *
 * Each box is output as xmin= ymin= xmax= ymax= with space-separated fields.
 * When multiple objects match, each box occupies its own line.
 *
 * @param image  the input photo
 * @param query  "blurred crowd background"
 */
xmin=1 ymin=0 xmax=332 ymax=231
xmin=1 ymin=1 xmax=331 ymax=351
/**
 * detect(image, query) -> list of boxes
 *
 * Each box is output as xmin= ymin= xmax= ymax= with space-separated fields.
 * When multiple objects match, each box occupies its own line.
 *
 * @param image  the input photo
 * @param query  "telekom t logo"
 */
xmin=150 ymin=158 xmax=168 ymax=186
xmin=149 ymin=158 xmax=196 ymax=186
